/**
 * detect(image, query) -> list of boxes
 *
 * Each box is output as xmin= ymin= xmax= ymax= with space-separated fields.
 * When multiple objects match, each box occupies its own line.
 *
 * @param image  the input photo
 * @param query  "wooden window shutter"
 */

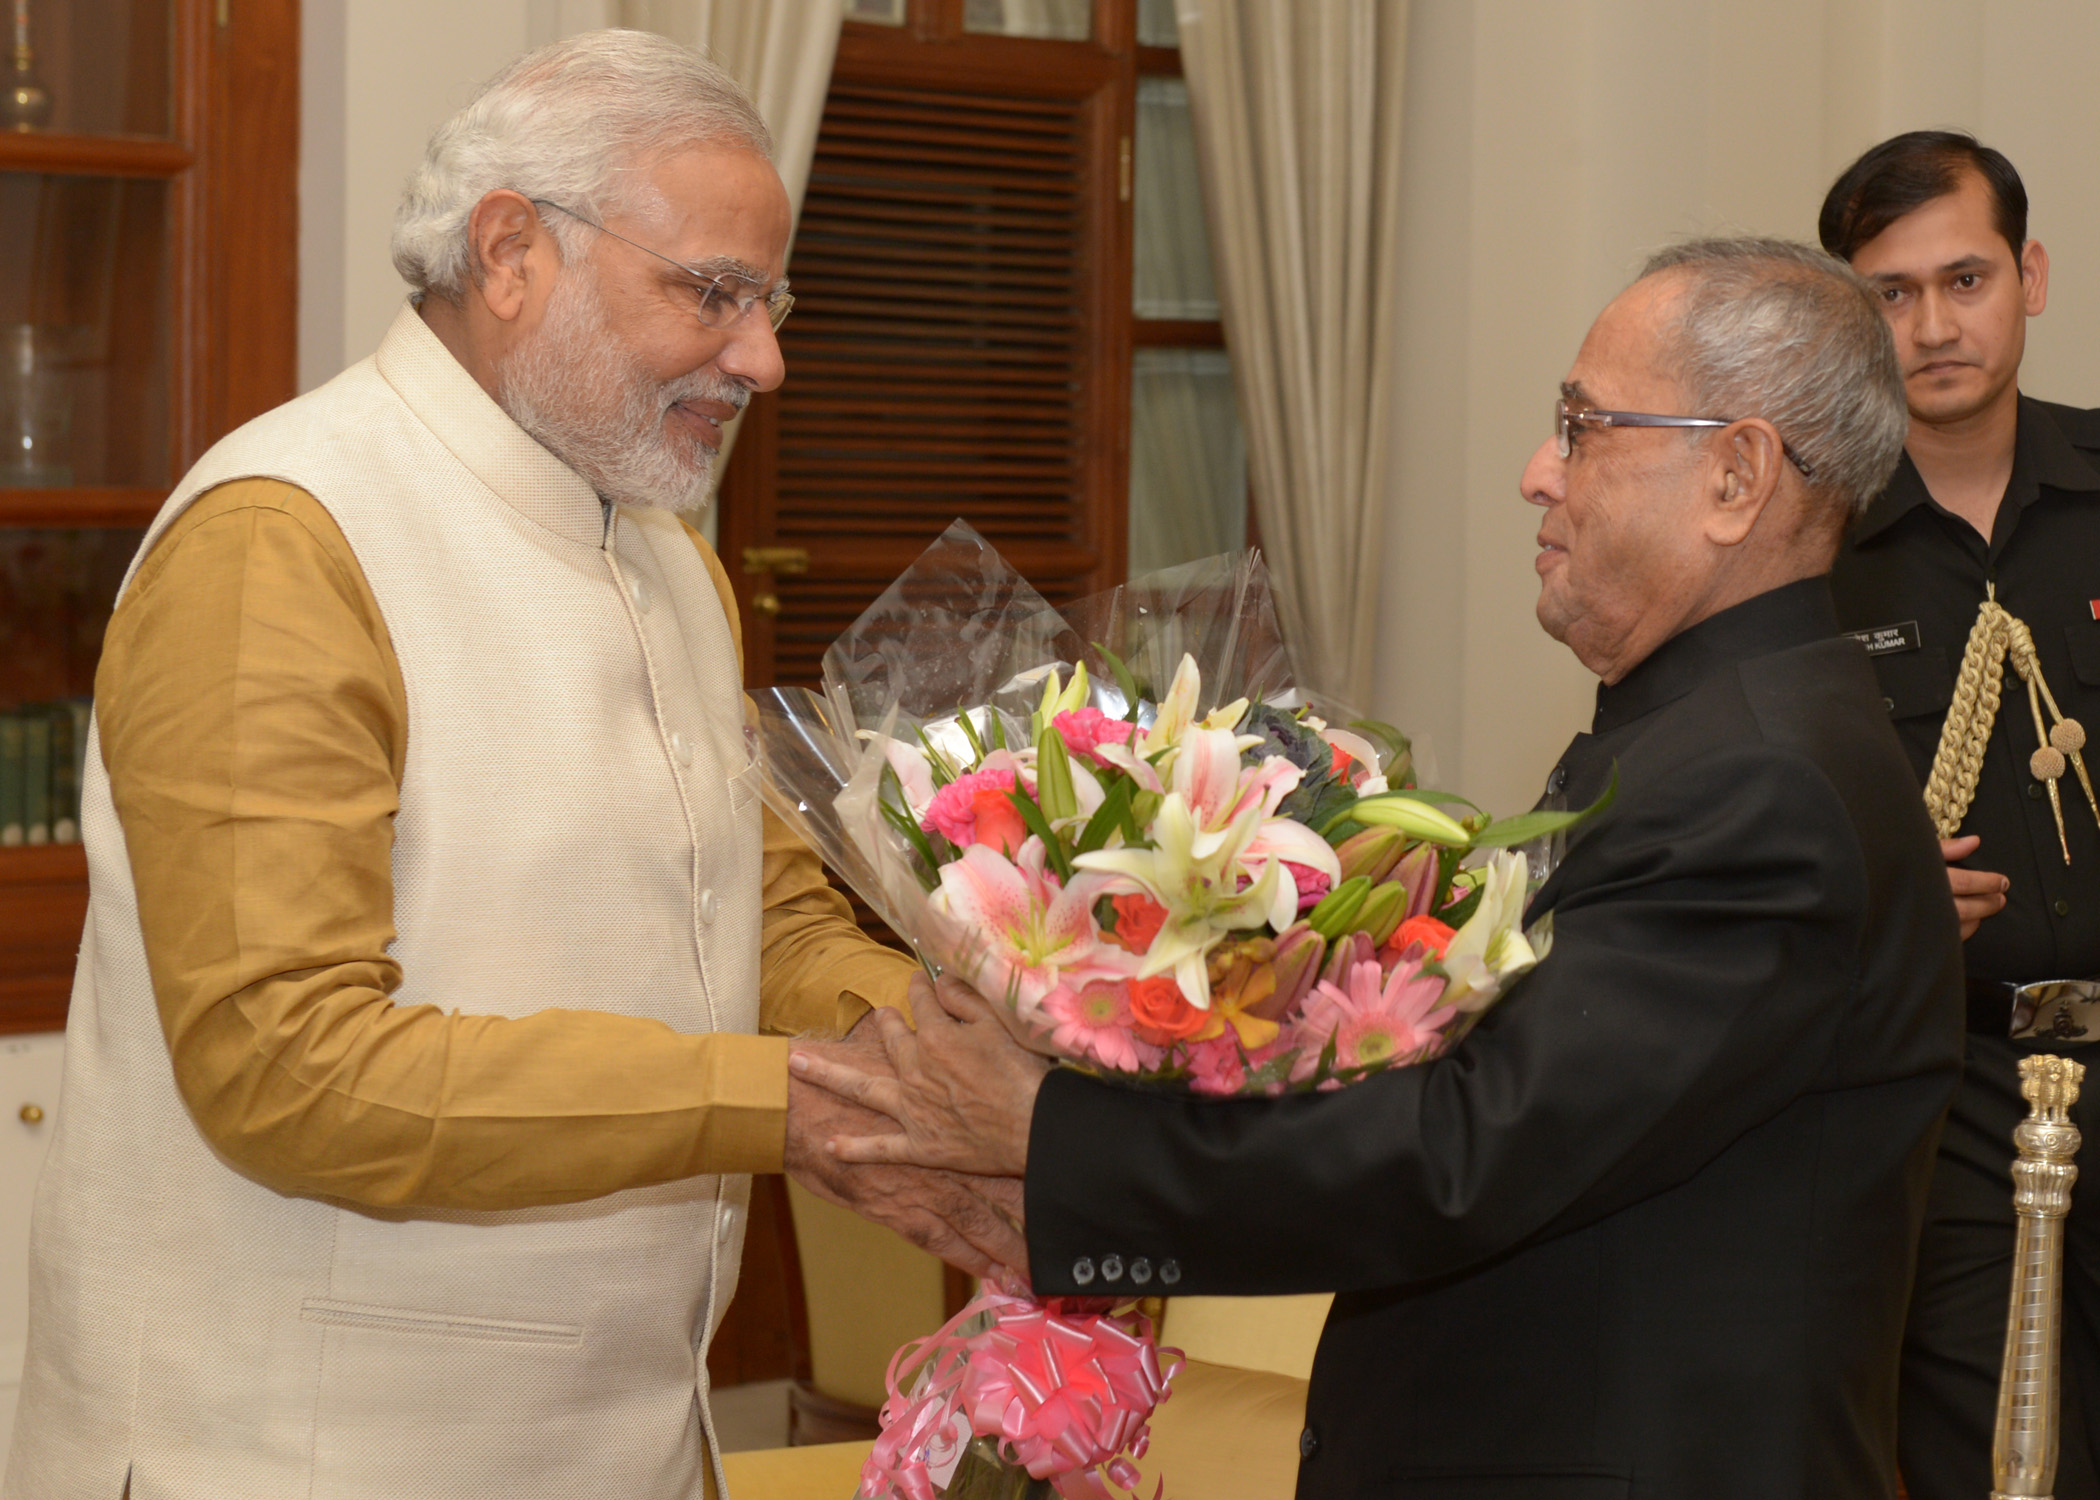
xmin=720 ymin=46 xmax=1131 ymax=690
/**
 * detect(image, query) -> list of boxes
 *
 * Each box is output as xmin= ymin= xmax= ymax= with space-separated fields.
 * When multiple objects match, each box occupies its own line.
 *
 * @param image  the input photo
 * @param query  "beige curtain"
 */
xmin=616 ymin=0 xmax=847 ymax=516
xmin=1173 ymin=0 xmax=1407 ymax=707
xmin=618 ymin=0 xmax=845 ymax=221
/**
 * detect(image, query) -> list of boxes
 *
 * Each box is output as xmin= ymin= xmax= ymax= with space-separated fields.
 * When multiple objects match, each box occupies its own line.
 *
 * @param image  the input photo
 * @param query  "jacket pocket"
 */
xmin=1872 ymin=644 xmax=1954 ymax=720
xmin=2065 ymin=623 xmax=2100 ymax=686
xmin=300 ymin=1296 xmax=583 ymax=1347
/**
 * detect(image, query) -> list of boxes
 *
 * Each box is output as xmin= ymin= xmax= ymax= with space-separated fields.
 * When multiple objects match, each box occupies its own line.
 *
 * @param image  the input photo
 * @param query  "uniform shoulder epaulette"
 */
xmin=2039 ymin=399 xmax=2100 ymax=452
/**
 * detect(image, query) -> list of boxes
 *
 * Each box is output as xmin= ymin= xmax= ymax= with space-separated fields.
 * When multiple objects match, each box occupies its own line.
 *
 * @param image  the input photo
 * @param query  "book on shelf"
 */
xmin=23 ymin=714 xmax=50 ymax=845
xmin=0 ymin=699 xmax=90 ymax=848
xmin=0 ymin=714 xmax=22 ymax=847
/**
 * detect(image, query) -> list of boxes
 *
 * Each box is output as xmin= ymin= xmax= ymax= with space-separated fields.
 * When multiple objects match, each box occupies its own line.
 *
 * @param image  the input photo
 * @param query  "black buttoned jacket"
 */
xmin=1831 ymin=395 xmax=2100 ymax=983
xmin=1024 ymin=579 xmax=1966 ymax=1499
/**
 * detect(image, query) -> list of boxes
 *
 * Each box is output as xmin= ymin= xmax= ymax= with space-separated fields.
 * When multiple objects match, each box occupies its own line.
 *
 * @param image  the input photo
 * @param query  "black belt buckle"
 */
xmin=1988 ymin=978 xmax=2100 ymax=1043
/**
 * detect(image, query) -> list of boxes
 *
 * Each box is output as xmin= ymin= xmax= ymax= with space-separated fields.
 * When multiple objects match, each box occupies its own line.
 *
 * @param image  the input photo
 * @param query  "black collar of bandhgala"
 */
xmin=1590 ymin=576 xmax=1839 ymax=735
xmin=1851 ymin=394 xmax=2100 ymax=545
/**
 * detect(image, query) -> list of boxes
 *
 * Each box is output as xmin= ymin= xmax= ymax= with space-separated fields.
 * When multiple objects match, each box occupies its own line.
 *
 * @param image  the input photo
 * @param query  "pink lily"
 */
xmin=928 ymin=837 xmax=1115 ymax=1012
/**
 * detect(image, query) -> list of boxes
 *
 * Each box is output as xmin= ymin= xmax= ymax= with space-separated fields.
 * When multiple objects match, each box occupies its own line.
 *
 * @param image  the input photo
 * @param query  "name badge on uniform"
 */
xmin=1847 ymin=620 xmax=1922 ymax=656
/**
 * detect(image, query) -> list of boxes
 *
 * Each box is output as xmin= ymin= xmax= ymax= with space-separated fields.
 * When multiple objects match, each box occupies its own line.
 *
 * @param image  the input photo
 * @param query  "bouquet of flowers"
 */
xmin=752 ymin=522 xmax=1607 ymax=1498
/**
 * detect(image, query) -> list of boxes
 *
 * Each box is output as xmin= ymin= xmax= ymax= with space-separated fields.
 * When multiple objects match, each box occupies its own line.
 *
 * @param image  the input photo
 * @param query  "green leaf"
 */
xmin=911 ymin=722 xmax=959 ymax=787
xmin=1380 ymin=787 xmax=1483 ymax=815
xmin=953 ymin=708 xmax=987 ymax=762
xmin=1094 ymin=641 xmax=1144 ymax=723
xmin=1076 ymin=777 xmax=1137 ymax=854
xmin=1438 ymin=883 xmax=1484 ymax=929
xmin=1433 ymin=844 xmax=1464 ymax=910
xmin=1007 ymin=787 xmax=1074 ymax=881
xmin=987 ymin=708 xmax=1007 ymax=752
xmin=877 ymin=797 xmax=942 ymax=893
xmin=1467 ymin=764 xmax=1619 ymax=849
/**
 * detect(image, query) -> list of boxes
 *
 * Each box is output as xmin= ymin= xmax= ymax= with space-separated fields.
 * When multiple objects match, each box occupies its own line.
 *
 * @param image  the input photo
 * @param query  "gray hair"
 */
xmin=392 ymin=29 xmax=774 ymax=302
xmin=1638 ymin=236 xmax=1908 ymax=520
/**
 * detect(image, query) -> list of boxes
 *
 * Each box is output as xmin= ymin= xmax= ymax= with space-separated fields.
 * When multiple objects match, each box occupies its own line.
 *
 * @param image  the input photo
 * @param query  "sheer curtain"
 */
xmin=1128 ymin=73 xmax=1245 ymax=578
xmin=1129 ymin=348 xmax=1245 ymax=576
xmin=1172 ymin=0 xmax=1407 ymax=706
xmin=617 ymin=0 xmax=849 ymax=520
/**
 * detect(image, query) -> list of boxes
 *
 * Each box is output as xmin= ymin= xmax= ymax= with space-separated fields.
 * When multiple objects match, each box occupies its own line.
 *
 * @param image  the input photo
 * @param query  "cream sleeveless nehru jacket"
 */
xmin=7 ymin=307 xmax=768 ymax=1500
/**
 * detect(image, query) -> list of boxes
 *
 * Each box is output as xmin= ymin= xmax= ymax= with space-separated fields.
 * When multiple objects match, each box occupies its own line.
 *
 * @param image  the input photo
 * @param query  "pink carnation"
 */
xmin=1042 ymin=981 xmax=1155 ymax=1074
xmin=1184 ymin=1034 xmax=1249 ymax=1097
xmin=920 ymin=767 xmax=1018 ymax=846
xmin=1053 ymin=707 xmax=1139 ymax=766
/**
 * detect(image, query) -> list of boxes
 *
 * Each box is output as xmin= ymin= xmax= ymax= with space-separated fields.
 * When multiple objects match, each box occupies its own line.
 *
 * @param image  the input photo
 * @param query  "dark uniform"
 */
xmin=1027 ymin=580 xmax=1964 ymax=1499
xmin=1830 ymin=394 xmax=2100 ymax=1500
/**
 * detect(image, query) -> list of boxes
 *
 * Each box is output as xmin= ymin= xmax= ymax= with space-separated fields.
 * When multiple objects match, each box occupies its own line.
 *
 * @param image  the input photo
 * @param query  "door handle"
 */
xmin=742 ymin=546 xmax=809 ymax=575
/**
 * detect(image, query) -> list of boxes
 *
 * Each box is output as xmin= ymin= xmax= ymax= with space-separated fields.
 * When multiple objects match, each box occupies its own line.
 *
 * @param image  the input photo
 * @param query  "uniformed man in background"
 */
xmin=1822 ymin=129 xmax=2100 ymax=1500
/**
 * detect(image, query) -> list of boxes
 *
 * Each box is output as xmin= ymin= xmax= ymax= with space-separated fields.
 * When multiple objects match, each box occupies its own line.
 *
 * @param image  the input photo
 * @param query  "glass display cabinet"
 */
xmin=0 ymin=0 xmax=295 ymax=1034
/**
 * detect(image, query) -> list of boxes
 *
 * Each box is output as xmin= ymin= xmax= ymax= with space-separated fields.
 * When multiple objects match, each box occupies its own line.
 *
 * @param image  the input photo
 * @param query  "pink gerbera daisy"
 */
xmin=1289 ymin=956 xmax=1457 ymax=1082
xmin=1042 ymin=980 xmax=1155 ymax=1074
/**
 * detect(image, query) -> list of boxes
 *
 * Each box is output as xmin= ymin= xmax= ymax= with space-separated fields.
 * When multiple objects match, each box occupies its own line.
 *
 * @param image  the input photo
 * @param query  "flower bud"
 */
xmin=1392 ymin=844 xmax=1439 ymax=922
xmin=1334 ymin=827 xmax=1406 ymax=884
xmin=1353 ymin=880 xmax=1408 ymax=946
xmin=1253 ymin=922 xmax=1326 ymax=1020
xmin=1320 ymin=930 xmax=1376 ymax=989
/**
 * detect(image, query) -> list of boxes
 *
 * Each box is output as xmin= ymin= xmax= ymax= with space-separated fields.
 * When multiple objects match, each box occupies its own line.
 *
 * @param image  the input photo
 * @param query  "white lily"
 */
xmin=1072 ymin=790 xmax=1281 ymax=1010
xmin=1441 ymin=850 xmax=1541 ymax=1013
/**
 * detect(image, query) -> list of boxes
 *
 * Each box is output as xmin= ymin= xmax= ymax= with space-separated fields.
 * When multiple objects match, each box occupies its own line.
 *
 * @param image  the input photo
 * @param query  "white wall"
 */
xmin=299 ymin=0 xmax=618 ymax=391
xmin=1375 ymin=0 xmax=2100 ymax=816
xmin=297 ymin=1 xmax=2100 ymax=811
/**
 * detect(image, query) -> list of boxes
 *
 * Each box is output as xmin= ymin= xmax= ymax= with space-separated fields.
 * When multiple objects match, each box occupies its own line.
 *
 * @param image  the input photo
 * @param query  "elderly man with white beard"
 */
xmin=1 ymin=31 xmax=1018 ymax=1500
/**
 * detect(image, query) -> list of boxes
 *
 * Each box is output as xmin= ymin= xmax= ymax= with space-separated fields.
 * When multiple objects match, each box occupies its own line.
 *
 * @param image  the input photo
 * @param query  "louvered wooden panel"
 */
xmin=775 ymin=83 xmax=1092 ymax=551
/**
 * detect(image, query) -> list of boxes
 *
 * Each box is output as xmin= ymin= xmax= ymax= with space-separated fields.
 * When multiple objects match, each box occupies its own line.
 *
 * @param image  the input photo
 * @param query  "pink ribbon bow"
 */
xmin=858 ymin=1280 xmax=1184 ymax=1500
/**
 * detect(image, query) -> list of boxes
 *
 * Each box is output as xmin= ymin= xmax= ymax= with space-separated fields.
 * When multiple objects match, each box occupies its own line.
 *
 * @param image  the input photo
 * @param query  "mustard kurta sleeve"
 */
xmin=101 ymin=479 xmax=910 ymax=1211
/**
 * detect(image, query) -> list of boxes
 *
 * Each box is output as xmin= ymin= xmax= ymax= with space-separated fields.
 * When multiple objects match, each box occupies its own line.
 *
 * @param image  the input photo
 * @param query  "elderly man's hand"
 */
xmin=790 ymin=972 xmax=1050 ymax=1179
xmin=785 ymin=1012 xmax=1028 ymax=1282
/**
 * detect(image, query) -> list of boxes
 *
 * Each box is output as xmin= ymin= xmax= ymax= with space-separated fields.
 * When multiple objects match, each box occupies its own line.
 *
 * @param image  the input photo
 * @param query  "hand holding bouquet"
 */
xmin=755 ymin=523 xmax=1608 ymax=1497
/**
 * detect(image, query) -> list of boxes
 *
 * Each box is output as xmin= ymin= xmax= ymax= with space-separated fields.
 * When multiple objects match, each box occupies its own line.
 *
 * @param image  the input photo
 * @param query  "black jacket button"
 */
xmin=1299 ymin=1425 xmax=1320 ymax=1460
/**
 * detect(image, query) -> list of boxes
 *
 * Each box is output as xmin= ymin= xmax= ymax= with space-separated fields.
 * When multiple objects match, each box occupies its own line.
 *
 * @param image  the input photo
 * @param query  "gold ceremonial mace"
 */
xmin=1992 ymin=1055 xmax=2086 ymax=1500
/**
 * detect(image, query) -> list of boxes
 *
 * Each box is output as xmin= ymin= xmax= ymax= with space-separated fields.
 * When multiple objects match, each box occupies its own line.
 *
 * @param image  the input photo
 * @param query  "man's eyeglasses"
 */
xmin=1557 ymin=386 xmax=1814 ymax=479
xmin=530 ymin=198 xmax=794 ymax=332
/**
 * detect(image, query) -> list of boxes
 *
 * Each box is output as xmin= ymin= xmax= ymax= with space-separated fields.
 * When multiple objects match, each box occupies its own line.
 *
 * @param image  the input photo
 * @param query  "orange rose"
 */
xmin=1128 ymin=975 xmax=1208 ymax=1044
xmin=1107 ymin=893 xmax=1169 ymax=954
xmin=969 ymin=784 xmax=1027 ymax=857
xmin=1387 ymin=913 xmax=1456 ymax=960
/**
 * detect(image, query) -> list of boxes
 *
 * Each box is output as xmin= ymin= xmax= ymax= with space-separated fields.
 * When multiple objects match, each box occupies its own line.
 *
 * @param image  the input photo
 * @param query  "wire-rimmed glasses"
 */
xmin=530 ymin=198 xmax=794 ymax=332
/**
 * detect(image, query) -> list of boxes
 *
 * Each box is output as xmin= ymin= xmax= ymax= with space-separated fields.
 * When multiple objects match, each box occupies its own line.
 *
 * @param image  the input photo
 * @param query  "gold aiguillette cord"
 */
xmin=1923 ymin=586 xmax=2100 ymax=865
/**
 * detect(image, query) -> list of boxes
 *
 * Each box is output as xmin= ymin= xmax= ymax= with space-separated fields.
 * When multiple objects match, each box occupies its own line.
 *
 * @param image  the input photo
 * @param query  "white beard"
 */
xmin=495 ymin=269 xmax=748 ymax=513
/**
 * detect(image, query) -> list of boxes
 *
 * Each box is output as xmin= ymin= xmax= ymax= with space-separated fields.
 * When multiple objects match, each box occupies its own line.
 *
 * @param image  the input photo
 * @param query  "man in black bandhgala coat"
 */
xmin=796 ymin=239 xmax=1968 ymax=1500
